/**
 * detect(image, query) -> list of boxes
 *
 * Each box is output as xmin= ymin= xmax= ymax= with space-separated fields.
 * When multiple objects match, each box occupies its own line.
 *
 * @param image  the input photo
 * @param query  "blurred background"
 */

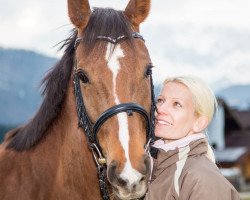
xmin=0 ymin=0 xmax=250 ymax=198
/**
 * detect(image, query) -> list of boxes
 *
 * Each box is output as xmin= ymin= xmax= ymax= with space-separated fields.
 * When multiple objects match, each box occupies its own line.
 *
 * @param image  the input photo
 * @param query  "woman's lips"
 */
xmin=156 ymin=119 xmax=173 ymax=126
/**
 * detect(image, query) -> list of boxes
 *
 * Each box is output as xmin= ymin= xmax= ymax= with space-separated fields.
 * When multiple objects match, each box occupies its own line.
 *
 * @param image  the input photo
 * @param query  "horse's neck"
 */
xmin=46 ymin=85 xmax=102 ymax=198
xmin=0 ymin=85 xmax=102 ymax=200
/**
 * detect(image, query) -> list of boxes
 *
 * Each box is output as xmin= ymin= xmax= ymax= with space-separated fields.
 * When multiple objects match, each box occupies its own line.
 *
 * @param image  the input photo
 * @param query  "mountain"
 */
xmin=0 ymin=47 xmax=249 ymax=138
xmin=217 ymin=84 xmax=250 ymax=110
xmin=0 ymin=47 xmax=57 ymax=127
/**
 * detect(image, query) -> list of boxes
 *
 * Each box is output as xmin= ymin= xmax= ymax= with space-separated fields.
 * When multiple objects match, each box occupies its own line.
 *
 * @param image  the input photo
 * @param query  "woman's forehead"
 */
xmin=161 ymin=82 xmax=193 ymax=101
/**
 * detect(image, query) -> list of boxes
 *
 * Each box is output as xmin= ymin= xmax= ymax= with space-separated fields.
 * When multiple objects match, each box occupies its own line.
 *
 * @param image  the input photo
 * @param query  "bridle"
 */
xmin=73 ymin=32 xmax=156 ymax=200
xmin=74 ymin=32 xmax=155 ymax=200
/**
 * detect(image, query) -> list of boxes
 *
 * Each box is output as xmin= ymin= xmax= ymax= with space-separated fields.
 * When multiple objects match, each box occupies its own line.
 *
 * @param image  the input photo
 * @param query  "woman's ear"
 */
xmin=193 ymin=116 xmax=209 ymax=133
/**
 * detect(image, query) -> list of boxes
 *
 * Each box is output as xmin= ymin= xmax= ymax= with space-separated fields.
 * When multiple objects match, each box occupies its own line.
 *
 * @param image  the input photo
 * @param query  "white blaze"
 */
xmin=105 ymin=43 xmax=142 ymax=186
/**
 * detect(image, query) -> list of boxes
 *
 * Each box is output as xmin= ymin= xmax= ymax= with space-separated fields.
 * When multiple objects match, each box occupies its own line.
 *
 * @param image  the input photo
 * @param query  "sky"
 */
xmin=1 ymin=0 xmax=250 ymax=91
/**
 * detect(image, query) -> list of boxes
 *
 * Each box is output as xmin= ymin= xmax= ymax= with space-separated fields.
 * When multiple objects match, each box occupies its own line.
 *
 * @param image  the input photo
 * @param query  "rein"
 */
xmin=73 ymin=32 xmax=156 ymax=200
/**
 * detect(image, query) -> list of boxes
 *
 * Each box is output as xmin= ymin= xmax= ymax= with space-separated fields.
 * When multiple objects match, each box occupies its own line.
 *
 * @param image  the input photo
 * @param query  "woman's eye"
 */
xmin=77 ymin=71 xmax=89 ymax=84
xmin=174 ymin=102 xmax=182 ymax=107
xmin=156 ymin=98 xmax=164 ymax=104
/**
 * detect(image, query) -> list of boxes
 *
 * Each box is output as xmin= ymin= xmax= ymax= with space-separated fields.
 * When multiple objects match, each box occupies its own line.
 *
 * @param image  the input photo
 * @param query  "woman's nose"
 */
xmin=156 ymin=103 xmax=165 ymax=114
xmin=156 ymin=102 xmax=169 ymax=114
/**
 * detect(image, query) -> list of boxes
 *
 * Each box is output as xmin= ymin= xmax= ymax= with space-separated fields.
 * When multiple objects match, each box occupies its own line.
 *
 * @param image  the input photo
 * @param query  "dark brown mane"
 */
xmin=6 ymin=8 xmax=134 ymax=151
xmin=6 ymin=30 xmax=77 ymax=151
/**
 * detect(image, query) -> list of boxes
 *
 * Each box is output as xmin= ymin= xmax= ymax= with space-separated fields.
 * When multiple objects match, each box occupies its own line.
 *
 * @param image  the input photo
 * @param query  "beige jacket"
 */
xmin=145 ymin=138 xmax=240 ymax=200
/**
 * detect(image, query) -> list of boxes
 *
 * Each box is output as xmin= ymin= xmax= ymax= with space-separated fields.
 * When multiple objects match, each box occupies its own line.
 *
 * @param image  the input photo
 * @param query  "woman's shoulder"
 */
xmin=179 ymin=155 xmax=239 ymax=198
xmin=182 ymin=154 xmax=222 ymax=180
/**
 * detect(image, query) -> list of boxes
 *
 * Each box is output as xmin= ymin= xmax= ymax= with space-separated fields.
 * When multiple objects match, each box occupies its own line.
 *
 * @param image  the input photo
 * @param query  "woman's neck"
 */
xmin=153 ymin=133 xmax=206 ymax=152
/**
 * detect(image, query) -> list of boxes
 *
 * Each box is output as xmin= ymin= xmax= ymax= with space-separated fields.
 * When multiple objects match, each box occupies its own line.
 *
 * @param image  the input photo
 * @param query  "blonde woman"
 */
xmin=145 ymin=76 xmax=240 ymax=200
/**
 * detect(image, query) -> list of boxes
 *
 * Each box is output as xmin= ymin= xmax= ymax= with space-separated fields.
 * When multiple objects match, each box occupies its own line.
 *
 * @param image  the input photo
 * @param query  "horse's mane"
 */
xmin=6 ymin=8 xmax=133 ymax=151
xmin=6 ymin=30 xmax=77 ymax=151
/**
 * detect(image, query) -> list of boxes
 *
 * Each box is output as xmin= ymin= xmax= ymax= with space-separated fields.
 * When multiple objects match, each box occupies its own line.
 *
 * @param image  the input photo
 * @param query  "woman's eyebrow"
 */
xmin=171 ymin=97 xmax=182 ymax=100
xmin=171 ymin=97 xmax=185 ymax=103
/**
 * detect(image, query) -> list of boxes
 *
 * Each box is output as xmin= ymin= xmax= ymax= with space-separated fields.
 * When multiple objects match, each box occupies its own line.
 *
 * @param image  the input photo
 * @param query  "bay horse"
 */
xmin=0 ymin=0 xmax=155 ymax=199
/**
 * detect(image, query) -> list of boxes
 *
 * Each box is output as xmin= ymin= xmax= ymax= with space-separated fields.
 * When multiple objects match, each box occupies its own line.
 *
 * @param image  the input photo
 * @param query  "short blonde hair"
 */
xmin=163 ymin=76 xmax=217 ymax=124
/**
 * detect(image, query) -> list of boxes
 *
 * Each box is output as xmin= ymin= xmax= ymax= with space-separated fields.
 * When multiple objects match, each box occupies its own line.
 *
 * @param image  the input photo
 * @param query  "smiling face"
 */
xmin=155 ymin=82 xmax=200 ymax=142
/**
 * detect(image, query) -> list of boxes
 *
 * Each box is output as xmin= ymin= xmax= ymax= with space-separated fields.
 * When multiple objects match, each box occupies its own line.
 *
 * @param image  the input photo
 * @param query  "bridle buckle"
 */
xmin=91 ymin=143 xmax=107 ymax=166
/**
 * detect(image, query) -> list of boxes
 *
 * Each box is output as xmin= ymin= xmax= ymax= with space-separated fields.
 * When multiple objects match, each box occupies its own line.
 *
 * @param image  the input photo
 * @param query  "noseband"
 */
xmin=73 ymin=32 xmax=156 ymax=200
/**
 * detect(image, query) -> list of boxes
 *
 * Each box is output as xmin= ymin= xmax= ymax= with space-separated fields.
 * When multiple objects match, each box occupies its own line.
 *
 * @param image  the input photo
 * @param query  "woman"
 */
xmin=145 ymin=76 xmax=240 ymax=200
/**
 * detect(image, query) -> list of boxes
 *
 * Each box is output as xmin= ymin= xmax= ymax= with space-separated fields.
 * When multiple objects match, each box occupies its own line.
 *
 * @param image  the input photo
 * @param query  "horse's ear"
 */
xmin=68 ymin=0 xmax=91 ymax=30
xmin=124 ymin=0 xmax=150 ymax=28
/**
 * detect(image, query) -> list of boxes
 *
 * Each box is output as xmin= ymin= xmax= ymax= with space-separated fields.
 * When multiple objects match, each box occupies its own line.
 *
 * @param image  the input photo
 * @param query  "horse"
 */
xmin=0 ymin=0 xmax=155 ymax=199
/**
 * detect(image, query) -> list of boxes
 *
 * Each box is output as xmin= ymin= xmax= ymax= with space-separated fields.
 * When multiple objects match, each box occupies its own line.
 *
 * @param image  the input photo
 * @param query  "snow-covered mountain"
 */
xmin=0 ymin=46 xmax=249 ymax=128
xmin=217 ymin=84 xmax=250 ymax=110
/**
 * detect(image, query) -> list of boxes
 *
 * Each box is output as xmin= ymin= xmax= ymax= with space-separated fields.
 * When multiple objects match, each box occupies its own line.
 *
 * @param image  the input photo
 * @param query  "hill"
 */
xmin=0 ymin=47 xmax=57 ymax=128
xmin=217 ymin=84 xmax=250 ymax=110
xmin=1 ymin=47 xmax=249 ymax=140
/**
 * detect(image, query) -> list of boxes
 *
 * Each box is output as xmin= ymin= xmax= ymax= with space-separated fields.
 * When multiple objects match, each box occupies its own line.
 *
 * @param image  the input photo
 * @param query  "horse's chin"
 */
xmin=111 ymin=181 xmax=147 ymax=200
xmin=113 ymin=192 xmax=145 ymax=200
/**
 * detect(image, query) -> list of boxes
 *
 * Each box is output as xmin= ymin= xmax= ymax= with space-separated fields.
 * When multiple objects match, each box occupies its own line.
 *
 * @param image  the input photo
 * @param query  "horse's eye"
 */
xmin=77 ymin=71 xmax=89 ymax=84
xmin=145 ymin=64 xmax=153 ymax=78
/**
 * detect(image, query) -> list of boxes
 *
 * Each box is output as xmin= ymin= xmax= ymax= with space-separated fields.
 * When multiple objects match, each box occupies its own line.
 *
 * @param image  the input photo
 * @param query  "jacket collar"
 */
xmin=153 ymin=133 xmax=205 ymax=152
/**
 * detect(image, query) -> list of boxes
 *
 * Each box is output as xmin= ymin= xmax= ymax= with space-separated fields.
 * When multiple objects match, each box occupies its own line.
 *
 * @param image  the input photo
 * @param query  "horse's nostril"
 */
xmin=140 ymin=176 xmax=145 ymax=182
xmin=107 ymin=161 xmax=129 ymax=186
xmin=117 ymin=177 xmax=127 ymax=187
xmin=107 ymin=161 xmax=117 ymax=183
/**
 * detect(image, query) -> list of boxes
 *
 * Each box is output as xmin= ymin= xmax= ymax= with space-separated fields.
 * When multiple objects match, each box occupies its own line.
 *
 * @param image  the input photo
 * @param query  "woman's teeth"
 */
xmin=157 ymin=120 xmax=172 ymax=126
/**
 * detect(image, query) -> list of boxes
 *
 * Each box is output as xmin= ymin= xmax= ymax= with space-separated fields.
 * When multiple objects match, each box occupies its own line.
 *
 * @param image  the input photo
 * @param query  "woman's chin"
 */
xmin=154 ymin=128 xmax=168 ymax=138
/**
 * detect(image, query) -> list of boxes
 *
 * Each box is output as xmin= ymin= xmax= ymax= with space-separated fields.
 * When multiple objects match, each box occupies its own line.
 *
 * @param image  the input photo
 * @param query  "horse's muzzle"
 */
xmin=107 ymin=154 xmax=151 ymax=199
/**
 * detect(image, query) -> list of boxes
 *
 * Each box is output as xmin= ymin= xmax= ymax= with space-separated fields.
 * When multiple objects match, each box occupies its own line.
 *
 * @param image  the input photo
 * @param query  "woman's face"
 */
xmin=155 ymin=82 xmax=199 ymax=142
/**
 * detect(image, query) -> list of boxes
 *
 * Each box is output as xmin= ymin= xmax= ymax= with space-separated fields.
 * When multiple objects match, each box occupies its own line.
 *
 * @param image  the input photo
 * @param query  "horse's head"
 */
xmin=68 ymin=0 xmax=153 ymax=199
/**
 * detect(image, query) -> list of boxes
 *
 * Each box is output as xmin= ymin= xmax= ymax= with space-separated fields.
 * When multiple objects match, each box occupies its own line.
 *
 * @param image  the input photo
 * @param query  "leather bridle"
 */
xmin=73 ymin=32 xmax=156 ymax=200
